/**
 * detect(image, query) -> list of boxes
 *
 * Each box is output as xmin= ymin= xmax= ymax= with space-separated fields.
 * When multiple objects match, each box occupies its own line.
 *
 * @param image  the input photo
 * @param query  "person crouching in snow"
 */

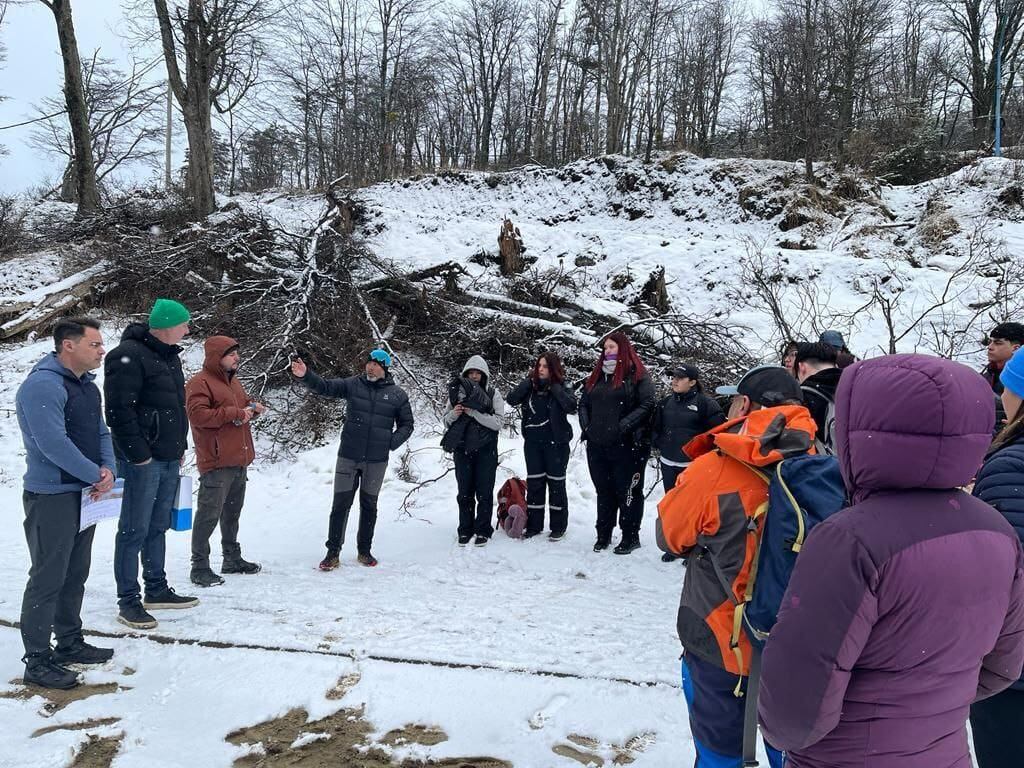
xmin=442 ymin=356 xmax=505 ymax=546
xmin=291 ymin=349 xmax=414 ymax=569
xmin=758 ymin=355 xmax=1024 ymax=768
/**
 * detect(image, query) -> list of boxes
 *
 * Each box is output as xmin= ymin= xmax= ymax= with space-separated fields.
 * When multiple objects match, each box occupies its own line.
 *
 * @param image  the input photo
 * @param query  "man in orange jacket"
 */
xmin=185 ymin=336 xmax=265 ymax=587
xmin=657 ymin=365 xmax=815 ymax=768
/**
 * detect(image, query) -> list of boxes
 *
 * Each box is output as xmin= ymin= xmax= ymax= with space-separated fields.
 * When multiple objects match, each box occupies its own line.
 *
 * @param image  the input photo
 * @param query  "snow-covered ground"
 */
xmin=0 ymin=329 xmax=715 ymax=768
xmin=2 ymin=155 xmax=1016 ymax=765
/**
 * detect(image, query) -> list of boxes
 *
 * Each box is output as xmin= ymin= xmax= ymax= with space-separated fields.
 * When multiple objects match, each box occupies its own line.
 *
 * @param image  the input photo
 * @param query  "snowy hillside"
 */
xmin=1 ymin=155 xmax=1014 ymax=766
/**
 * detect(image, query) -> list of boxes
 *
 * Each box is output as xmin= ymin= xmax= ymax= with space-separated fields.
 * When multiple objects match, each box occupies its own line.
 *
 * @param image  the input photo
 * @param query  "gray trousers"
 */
xmin=191 ymin=466 xmax=247 ymax=569
xmin=327 ymin=457 xmax=386 ymax=554
xmin=21 ymin=490 xmax=96 ymax=657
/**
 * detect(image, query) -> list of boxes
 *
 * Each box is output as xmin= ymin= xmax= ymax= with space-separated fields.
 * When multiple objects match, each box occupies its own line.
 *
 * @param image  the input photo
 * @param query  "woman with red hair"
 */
xmin=579 ymin=332 xmax=656 ymax=554
xmin=506 ymin=351 xmax=578 ymax=540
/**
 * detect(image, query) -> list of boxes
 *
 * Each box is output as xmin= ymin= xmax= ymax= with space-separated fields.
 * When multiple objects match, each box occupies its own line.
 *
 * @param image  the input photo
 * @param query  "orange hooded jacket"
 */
xmin=656 ymin=405 xmax=816 ymax=676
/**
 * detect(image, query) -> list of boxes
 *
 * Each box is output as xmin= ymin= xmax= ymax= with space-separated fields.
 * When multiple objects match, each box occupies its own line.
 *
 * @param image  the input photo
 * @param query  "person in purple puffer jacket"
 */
xmin=758 ymin=354 xmax=1024 ymax=768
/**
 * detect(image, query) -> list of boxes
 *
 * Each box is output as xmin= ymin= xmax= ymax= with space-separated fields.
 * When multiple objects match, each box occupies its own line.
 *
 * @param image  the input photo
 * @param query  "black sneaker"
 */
xmin=548 ymin=531 xmax=565 ymax=541
xmin=117 ymin=602 xmax=157 ymax=630
xmin=52 ymin=639 xmax=114 ymax=665
xmin=143 ymin=588 xmax=199 ymax=610
xmin=523 ymin=530 xmax=542 ymax=539
xmin=474 ymin=536 xmax=490 ymax=547
xmin=23 ymin=653 xmax=79 ymax=690
xmin=222 ymin=556 xmax=261 ymax=575
xmin=191 ymin=568 xmax=225 ymax=588
xmin=457 ymin=535 xmax=472 ymax=546
xmin=614 ymin=538 xmax=641 ymax=555
xmin=593 ymin=536 xmax=611 ymax=552
xmin=661 ymin=552 xmax=679 ymax=563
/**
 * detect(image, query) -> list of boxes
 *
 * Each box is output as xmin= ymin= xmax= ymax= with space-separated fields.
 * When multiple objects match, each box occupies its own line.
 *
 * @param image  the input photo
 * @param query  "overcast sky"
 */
xmin=0 ymin=0 xmax=180 ymax=195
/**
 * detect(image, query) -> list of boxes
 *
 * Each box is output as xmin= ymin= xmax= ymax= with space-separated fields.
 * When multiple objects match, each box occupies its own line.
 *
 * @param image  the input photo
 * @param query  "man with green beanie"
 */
xmin=104 ymin=299 xmax=198 ymax=630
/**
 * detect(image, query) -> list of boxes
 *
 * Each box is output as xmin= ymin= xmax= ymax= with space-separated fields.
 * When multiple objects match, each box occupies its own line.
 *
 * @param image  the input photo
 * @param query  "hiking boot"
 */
xmin=457 ymin=535 xmax=472 ymax=546
xmin=191 ymin=568 xmax=225 ymax=588
xmin=661 ymin=552 xmax=679 ymax=563
xmin=548 ymin=531 xmax=565 ymax=542
xmin=116 ymin=602 xmax=157 ymax=630
xmin=593 ymin=536 xmax=611 ymax=552
xmin=52 ymin=639 xmax=114 ymax=666
xmin=143 ymin=587 xmax=199 ymax=610
xmin=319 ymin=553 xmax=340 ymax=571
xmin=357 ymin=552 xmax=378 ymax=567
xmin=23 ymin=653 xmax=79 ymax=690
xmin=523 ymin=530 xmax=542 ymax=539
xmin=222 ymin=556 xmax=261 ymax=575
xmin=614 ymin=537 xmax=641 ymax=555
xmin=474 ymin=536 xmax=490 ymax=547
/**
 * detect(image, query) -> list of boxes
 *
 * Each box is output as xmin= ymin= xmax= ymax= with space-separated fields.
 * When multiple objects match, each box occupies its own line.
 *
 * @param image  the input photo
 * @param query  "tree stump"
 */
xmin=497 ymin=218 xmax=525 ymax=276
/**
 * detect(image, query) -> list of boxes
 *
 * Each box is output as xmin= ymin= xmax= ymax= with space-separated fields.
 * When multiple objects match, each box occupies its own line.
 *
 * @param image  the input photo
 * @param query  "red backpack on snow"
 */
xmin=496 ymin=477 xmax=528 ymax=538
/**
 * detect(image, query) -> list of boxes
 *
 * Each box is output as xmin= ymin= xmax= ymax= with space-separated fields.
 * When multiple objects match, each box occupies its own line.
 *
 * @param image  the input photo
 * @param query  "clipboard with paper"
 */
xmin=79 ymin=478 xmax=124 ymax=532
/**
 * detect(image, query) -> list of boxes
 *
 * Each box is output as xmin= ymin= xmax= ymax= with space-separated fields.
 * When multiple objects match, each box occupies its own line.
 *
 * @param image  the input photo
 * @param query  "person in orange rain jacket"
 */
xmin=656 ymin=365 xmax=815 ymax=768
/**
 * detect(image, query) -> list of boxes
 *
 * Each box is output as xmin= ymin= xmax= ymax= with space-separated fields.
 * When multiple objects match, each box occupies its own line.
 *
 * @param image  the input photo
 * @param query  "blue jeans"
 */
xmin=680 ymin=654 xmax=785 ymax=768
xmin=114 ymin=459 xmax=179 ymax=607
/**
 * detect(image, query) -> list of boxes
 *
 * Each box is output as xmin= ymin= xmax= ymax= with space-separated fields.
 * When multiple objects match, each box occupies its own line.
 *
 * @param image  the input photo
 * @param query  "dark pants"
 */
xmin=192 ymin=466 xmax=247 ymax=569
xmin=21 ymin=491 xmax=96 ymax=657
xmin=328 ymin=456 xmax=386 ymax=555
xmin=661 ymin=461 xmax=688 ymax=493
xmin=454 ymin=447 xmax=498 ymax=538
xmin=586 ymin=441 xmax=647 ymax=539
xmin=971 ymin=687 xmax=1024 ymax=768
xmin=680 ymin=653 xmax=784 ymax=768
xmin=524 ymin=440 xmax=570 ymax=536
xmin=114 ymin=459 xmax=179 ymax=608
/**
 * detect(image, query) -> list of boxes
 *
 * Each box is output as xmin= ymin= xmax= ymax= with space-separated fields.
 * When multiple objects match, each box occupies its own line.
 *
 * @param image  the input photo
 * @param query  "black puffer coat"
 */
xmin=651 ymin=390 xmax=725 ymax=463
xmin=506 ymin=377 xmax=578 ymax=444
xmin=300 ymin=369 xmax=414 ymax=463
xmin=104 ymin=323 xmax=189 ymax=463
xmin=579 ymin=373 xmax=656 ymax=447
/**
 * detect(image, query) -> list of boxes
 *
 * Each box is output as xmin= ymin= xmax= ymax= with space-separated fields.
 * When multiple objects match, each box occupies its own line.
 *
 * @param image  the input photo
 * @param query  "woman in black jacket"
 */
xmin=506 ymin=352 xmax=578 ymax=540
xmin=578 ymin=331 xmax=656 ymax=554
xmin=651 ymin=364 xmax=725 ymax=562
xmin=652 ymin=364 xmax=725 ymax=492
xmin=970 ymin=348 xmax=1024 ymax=768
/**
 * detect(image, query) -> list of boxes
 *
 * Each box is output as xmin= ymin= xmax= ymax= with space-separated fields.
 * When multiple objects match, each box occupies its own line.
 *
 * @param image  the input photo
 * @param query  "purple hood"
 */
xmin=760 ymin=354 xmax=1024 ymax=768
xmin=835 ymin=354 xmax=994 ymax=502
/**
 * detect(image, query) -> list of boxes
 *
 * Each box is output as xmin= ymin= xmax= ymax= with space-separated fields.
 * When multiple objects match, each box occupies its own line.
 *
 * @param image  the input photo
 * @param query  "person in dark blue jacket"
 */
xmin=16 ymin=318 xmax=116 ymax=689
xmin=971 ymin=345 xmax=1024 ymax=768
xmin=506 ymin=352 xmax=578 ymax=540
xmin=292 ymin=349 xmax=414 ymax=569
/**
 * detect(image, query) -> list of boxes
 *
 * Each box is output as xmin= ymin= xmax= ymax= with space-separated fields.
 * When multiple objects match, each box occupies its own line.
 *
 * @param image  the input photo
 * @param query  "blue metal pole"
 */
xmin=996 ymin=13 xmax=1006 ymax=157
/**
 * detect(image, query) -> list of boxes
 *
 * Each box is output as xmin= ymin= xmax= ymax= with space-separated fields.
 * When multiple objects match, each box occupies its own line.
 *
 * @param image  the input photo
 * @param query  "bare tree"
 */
xmin=31 ymin=55 xmax=163 ymax=201
xmin=39 ymin=0 xmax=102 ymax=214
xmin=152 ymin=0 xmax=273 ymax=216
xmin=0 ymin=0 xmax=8 ymax=157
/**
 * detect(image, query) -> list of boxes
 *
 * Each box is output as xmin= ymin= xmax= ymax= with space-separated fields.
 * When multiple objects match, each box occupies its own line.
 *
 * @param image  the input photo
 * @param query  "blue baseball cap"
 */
xmin=369 ymin=348 xmax=392 ymax=368
xmin=820 ymin=330 xmax=845 ymax=350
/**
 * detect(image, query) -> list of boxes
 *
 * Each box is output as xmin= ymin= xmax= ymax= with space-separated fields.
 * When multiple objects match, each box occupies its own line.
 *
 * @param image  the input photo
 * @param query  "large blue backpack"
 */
xmin=743 ymin=454 xmax=848 ymax=649
xmin=739 ymin=453 xmax=848 ymax=767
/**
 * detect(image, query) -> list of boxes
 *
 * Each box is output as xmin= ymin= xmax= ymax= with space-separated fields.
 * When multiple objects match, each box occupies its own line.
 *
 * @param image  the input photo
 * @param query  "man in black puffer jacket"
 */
xmin=292 ymin=349 xmax=414 ymax=569
xmin=793 ymin=341 xmax=842 ymax=454
xmin=105 ymin=300 xmax=199 ymax=631
xmin=651 ymin=364 xmax=725 ymax=494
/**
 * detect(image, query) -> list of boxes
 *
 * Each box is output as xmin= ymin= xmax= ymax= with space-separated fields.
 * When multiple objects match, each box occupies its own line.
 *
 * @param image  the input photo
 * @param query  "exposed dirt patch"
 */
xmin=227 ymin=707 xmax=510 ymax=767
xmin=553 ymin=743 xmax=603 ymax=765
xmin=2 ymin=680 xmax=126 ymax=715
xmin=381 ymin=724 xmax=448 ymax=747
xmin=32 ymin=716 xmax=121 ymax=738
xmin=550 ymin=731 xmax=657 ymax=767
xmin=70 ymin=733 xmax=124 ymax=768
xmin=325 ymin=672 xmax=362 ymax=701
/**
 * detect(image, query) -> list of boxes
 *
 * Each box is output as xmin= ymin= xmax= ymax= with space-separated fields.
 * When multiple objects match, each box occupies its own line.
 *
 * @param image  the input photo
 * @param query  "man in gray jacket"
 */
xmin=442 ymin=355 xmax=505 ymax=546
xmin=15 ymin=318 xmax=115 ymax=689
xmin=291 ymin=349 xmax=414 ymax=569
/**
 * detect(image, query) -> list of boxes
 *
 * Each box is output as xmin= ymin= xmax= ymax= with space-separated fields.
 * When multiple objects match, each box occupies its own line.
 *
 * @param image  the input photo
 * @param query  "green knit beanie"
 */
xmin=149 ymin=298 xmax=191 ymax=330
